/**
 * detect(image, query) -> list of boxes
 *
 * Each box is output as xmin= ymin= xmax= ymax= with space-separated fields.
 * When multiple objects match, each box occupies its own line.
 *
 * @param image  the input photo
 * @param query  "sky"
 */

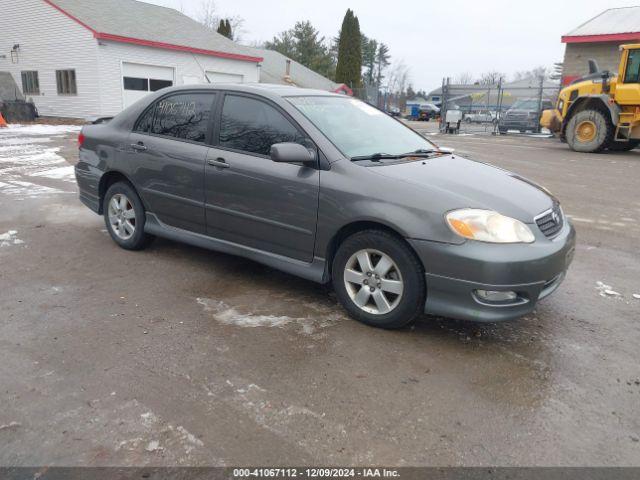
xmin=143 ymin=0 xmax=638 ymax=91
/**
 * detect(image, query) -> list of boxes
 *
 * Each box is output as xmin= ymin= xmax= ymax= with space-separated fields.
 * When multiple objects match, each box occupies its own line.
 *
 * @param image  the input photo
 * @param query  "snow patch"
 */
xmin=0 ymin=124 xmax=81 ymax=136
xmin=196 ymin=297 xmax=339 ymax=335
xmin=596 ymin=281 xmax=622 ymax=298
xmin=633 ymin=294 xmax=640 ymax=300
xmin=30 ymin=165 xmax=75 ymax=182
xmin=0 ymin=230 xmax=24 ymax=247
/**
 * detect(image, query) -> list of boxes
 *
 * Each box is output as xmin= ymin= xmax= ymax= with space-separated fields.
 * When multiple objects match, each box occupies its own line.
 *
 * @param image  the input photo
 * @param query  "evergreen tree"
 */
xmin=216 ymin=18 xmax=233 ymax=39
xmin=374 ymin=43 xmax=391 ymax=86
xmin=361 ymin=35 xmax=378 ymax=85
xmin=335 ymin=9 xmax=362 ymax=88
xmin=225 ymin=19 xmax=233 ymax=39
xmin=264 ymin=21 xmax=335 ymax=79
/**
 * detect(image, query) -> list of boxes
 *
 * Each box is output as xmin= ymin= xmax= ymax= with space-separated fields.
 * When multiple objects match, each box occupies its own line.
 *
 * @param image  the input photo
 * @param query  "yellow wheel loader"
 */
xmin=541 ymin=44 xmax=640 ymax=153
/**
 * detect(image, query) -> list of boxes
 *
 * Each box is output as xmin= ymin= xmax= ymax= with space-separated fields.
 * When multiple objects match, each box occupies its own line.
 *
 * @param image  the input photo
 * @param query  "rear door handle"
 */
xmin=208 ymin=158 xmax=230 ymax=168
xmin=131 ymin=142 xmax=147 ymax=152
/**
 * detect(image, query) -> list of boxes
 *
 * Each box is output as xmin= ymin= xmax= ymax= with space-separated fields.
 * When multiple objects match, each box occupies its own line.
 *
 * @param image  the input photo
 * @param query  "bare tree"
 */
xmin=512 ymin=66 xmax=550 ymax=81
xmin=455 ymin=71 xmax=474 ymax=85
xmin=387 ymin=60 xmax=410 ymax=95
xmin=476 ymin=70 xmax=505 ymax=85
xmin=194 ymin=0 xmax=245 ymax=41
xmin=197 ymin=0 xmax=217 ymax=30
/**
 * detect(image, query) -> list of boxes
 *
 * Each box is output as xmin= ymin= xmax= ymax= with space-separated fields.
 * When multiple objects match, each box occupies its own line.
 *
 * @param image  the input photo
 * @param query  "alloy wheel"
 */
xmin=343 ymin=249 xmax=404 ymax=315
xmin=107 ymin=193 xmax=136 ymax=240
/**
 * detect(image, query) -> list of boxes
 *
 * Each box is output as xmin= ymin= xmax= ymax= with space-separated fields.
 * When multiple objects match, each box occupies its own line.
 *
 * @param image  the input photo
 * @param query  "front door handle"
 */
xmin=208 ymin=158 xmax=230 ymax=168
xmin=131 ymin=142 xmax=147 ymax=152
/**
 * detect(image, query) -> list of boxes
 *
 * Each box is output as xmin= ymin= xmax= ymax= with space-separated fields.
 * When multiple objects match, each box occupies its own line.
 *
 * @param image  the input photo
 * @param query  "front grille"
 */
xmin=535 ymin=204 xmax=564 ymax=238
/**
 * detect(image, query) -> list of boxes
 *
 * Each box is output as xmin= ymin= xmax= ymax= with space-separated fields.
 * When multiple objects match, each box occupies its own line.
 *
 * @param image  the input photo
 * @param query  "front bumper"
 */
xmin=408 ymin=221 xmax=576 ymax=322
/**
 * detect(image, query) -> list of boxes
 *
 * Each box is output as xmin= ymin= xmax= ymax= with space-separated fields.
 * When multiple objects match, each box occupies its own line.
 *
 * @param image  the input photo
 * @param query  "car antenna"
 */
xmin=191 ymin=53 xmax=212 ymax=83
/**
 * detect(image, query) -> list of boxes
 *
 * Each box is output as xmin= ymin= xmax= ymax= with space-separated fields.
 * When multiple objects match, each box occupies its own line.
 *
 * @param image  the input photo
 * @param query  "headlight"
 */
xmin=446 ymin=209 xmax=535 ymax=243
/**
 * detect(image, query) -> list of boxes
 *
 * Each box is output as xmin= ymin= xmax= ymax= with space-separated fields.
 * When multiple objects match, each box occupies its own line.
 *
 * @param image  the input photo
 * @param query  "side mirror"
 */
xmin=270 ymin=142 xmax=316 ymax=164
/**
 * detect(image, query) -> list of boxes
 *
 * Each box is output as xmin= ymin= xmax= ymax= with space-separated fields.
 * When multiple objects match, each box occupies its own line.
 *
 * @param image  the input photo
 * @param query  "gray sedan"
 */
xmin=75 ymin=84 xmax=575 ymax=329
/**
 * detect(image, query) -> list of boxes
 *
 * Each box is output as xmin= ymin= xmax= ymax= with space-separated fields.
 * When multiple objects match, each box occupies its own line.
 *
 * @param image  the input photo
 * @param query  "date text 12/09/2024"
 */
xmin=232 ymin=468 xmax=400 ymax=478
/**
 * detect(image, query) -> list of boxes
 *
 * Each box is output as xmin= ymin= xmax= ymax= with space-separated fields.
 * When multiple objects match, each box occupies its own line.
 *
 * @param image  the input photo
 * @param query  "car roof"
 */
xmin=157 ymin=83 xmax=346 ymax=100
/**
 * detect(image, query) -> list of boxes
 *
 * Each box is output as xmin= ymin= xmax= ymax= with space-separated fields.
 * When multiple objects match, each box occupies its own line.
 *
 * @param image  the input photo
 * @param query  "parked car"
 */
xmin=387 ymin=106 xmax=401 ymax=117
xmin=464 ymin=110 xmax=498 ymax=124
xmin=498 ymin=99 xmax=554 ymax=134
xmin=76 ymin=84 xmax=575 ymax=329
xmin=418 ymin=103 xmax=440 ymax=121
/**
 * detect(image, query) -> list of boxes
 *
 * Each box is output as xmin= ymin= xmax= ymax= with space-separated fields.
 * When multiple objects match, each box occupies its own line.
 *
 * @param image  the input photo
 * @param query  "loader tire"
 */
xmin=566 ymin=109 xmax=613 ymax=153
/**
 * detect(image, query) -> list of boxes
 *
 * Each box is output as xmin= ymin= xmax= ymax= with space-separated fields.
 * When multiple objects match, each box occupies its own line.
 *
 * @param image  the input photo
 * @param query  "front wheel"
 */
xmin=332 ymin=230 xmax=426 ymax=329
xmin=103 ymin=181 xmax=155 ymax=250
xmin=566 ymin=109 xmax=613 ymax=153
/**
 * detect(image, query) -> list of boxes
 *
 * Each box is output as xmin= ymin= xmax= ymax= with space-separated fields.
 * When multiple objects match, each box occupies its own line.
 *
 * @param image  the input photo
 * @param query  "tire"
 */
xmin=498 ymin=128 xmax=507 ymax=135
xmin=566 ymin=109 xmax=614 ymax=153
xmin=332 ymin=230 xmax=426 ymax=329
xmin=608 ymin=139 xmax=640 ymax=152
xmin=103 ymin=181 xmax=155 ymax=250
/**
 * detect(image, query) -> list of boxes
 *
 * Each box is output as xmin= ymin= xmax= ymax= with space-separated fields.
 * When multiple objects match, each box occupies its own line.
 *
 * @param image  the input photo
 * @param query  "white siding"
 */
xmin=96 ymin=41 xmax=260 ymax=116
xmin=0 ymin=0 xmax=101 ymax=118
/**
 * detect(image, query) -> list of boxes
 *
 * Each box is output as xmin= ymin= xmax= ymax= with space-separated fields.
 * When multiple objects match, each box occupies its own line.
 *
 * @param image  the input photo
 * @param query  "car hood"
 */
xmin=368 ymin=155 xmax=554 ymax=222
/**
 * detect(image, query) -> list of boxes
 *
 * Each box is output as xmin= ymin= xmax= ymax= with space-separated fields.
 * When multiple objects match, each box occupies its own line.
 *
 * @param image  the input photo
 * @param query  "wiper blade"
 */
xmin=350 ymin=153 xmax=400 ymax=161
xmin=351 ymin=149 xmax=442 ymax=162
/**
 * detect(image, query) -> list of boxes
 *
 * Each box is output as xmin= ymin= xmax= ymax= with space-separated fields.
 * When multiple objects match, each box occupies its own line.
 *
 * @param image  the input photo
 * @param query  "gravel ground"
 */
xmin=0 ymin=122 xmax=639 ymax=466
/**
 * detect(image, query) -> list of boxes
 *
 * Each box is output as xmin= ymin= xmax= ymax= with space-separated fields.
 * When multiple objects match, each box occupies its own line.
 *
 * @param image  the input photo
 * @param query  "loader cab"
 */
xmin=616 ymin=45 xmax=640 ymax=105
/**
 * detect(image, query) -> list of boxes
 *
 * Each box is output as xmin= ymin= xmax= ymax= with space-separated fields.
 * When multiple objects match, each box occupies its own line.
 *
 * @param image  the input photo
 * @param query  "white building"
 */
xmin=0 ymin=0 xmax=262 ymax=119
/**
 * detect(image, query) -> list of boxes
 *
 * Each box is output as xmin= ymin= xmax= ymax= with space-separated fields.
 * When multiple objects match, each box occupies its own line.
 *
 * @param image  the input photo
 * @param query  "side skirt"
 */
xmin=144 ymin=213 xmax=328 ymax=284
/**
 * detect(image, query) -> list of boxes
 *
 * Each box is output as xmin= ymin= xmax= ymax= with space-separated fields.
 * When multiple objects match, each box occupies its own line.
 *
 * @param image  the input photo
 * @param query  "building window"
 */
xmin=56 ymin=70 xmax=77 ymax=95
xmin=124 ymin=77 xmax=173 ymax=92
xmin=123 ymin=77 xmax=148 ymax=91
xmin=21 ymin=71 xmax=40 ymax=95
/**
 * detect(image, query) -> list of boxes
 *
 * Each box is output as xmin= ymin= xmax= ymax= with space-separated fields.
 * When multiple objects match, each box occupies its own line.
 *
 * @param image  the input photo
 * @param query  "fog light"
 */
xmin=475 ymin=290 xmax=518 ymax=302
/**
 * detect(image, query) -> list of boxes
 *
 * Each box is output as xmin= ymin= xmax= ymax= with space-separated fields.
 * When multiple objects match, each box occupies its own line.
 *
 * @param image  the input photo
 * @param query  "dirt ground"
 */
xmin=0 ymin=122 xmax=639 ymax=466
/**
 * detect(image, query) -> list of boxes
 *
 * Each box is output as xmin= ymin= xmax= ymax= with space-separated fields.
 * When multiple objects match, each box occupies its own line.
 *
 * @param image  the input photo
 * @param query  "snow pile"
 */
xmin=0 ymin=124 xmax=81 ymax=136
xmin=0 ymin=230 xmax=24 ymax=247
xmin=595 ymin=281 xmax=621 ymax=298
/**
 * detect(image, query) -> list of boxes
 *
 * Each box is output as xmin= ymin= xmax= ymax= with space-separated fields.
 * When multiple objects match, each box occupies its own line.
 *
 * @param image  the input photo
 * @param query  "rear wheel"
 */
xmin=103 ymin=182 xmax=154 ymax=250
xmin=332 ymin=230 xmax=425 ymax=329
xmin=608 ymin=139 xmax=639 ymax=152
xmin=566 ymin=109 xmax=613 ymax=153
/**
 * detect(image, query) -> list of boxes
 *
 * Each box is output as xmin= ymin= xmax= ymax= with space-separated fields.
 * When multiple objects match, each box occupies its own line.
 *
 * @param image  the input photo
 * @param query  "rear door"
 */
xmin=127 ymin=91 xmax=217 ymax=234
xmin=204 ymin=93 xmax=320 ymax=262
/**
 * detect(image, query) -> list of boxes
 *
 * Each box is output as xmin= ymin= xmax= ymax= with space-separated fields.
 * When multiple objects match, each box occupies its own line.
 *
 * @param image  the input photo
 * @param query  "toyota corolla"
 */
xmin=75 ymin=84 xmax=575 ymax=329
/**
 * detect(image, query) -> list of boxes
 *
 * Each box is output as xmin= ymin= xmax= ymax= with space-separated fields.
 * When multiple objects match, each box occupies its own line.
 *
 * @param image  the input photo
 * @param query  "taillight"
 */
xmin=78 ymin=132 xmax=85 ymax=149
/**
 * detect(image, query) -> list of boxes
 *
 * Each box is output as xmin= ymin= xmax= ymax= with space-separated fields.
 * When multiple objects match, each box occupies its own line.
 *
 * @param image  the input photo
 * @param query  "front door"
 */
xmin=127 ymin=91 xmax=217 ymax=234
xmin=204 ymin=93 xmax=320 ymax=262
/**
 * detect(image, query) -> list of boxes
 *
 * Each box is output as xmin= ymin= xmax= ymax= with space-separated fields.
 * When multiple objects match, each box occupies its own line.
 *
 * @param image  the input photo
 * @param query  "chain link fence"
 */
xmin=435 ymin=77 xmax=561 ymax=135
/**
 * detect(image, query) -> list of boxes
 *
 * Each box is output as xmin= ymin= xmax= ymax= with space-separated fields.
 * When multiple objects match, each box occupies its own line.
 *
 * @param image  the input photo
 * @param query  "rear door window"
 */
xmin=136 ymin=92 xmax=216 ymax=143
xmin=219 ymin=94 xmax=309 ymax=156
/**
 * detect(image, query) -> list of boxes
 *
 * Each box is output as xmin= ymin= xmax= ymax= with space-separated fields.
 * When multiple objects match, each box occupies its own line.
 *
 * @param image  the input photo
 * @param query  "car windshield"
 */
xmin=287 ymin=96 xmax=436 ymax=158
xmin=511 ymin=99 xmax=539 ymax=110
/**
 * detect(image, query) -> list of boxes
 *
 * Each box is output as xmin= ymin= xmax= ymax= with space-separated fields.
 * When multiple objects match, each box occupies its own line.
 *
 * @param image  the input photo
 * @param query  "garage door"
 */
xmin=122 ymin=62 xmax=174 ymax=109
xmin=205 ymin=71 xmax=244 ymax=83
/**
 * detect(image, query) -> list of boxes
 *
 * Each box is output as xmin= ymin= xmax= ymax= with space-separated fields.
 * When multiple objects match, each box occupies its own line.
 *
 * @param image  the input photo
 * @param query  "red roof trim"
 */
xmin=42 ymin=0 xmax=263 ymax=63
xmin=94 ymin=33 xmax=263 ymax=63
xmin=562 ymin=32 xmax=640 ymax=43
xmin=333 ymin=84 xmax=353 ymax=96
xmin=43 ymin=0 xmax=97 ymax=34
xmin=561 ymin=75 xmax=579 ymax=85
